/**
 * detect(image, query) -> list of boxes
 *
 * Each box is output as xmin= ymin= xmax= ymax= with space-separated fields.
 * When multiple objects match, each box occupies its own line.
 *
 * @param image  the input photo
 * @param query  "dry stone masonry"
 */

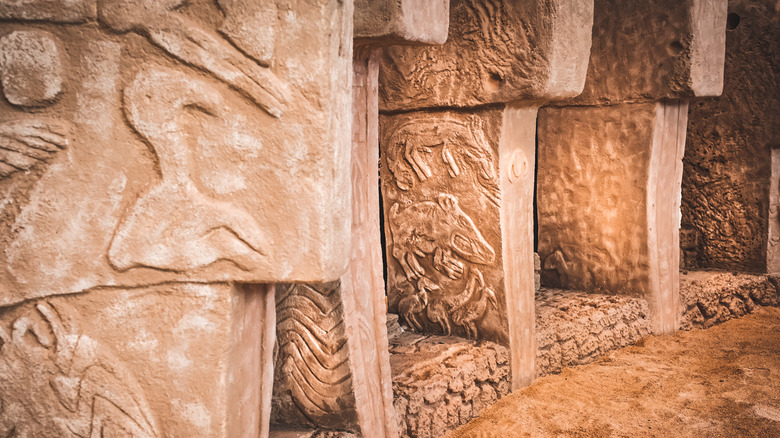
xmin=380 ymin=0 xmax=594 ymax=390
xmin=538 ymin=0 xmax=728 ymax=335
xmin=1 ymin=1 xmax=766 ymax=437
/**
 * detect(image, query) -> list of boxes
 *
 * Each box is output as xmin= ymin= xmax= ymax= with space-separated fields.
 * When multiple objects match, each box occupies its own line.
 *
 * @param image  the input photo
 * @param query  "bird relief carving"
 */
xmin=390 ymin=194 xmax=498 ymax=339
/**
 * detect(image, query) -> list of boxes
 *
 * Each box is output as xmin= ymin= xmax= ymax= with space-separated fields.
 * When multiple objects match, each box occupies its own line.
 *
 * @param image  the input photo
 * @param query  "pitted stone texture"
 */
xmin=0 ymin=30 xmax=63 ymax=107
xmin=568 ymin=0 xmax=726 ymax=105
xmin=679 ymin=271 xmax=780 ymax=331
xmin=378 ymin=0 xmax=593 ymax=111
xmin=535 ymin=289 xmax=652 ymax=376
xmin=390 ymin=333 xmax=510 ymax=438
xmin=682 ymin=0 xmax=780 ymax=272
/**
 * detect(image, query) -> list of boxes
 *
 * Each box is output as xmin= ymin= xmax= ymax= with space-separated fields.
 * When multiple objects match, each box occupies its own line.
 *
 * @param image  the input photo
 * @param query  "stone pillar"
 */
xmin=379 ymin=0 xmax=593 ymax=389
xmin=271 ymin=2 xmax=448 ymax=436
xmin=0 ymin=1 xmax=353 ymax=436
xmin=537 ymin=0 xmax=727 ymax=335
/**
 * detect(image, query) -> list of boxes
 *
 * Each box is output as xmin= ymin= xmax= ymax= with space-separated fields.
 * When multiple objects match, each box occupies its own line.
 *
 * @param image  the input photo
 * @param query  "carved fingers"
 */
xmin=0 ymin=119 xmax=68 ymax=178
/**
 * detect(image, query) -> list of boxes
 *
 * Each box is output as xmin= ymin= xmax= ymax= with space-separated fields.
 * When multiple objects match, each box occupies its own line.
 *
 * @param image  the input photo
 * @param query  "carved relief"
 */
xmin=108 ymin=66 xmax=268 ymax=273
xmin=386 ymin=117 xmax=500 ymax=206
xmin=382 ymin=111 xmax=506 ymax=343
xmin=97 ymin=0 xmax=288 ymax=117
xmin=0 ymin=0 xmax=352 ymax=303
xmin=0 ymin=302 xmax=158 ymax=437
xmin=0 ymin=118 xmax=68 ymax=179
xmin=0 ymin=30 xmax=63 ymax=107
xmin=272 ymin=282 xmax=358 ymax=430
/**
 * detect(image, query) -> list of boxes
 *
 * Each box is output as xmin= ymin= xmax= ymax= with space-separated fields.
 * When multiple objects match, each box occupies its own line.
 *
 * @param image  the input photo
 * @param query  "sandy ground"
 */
xmin=446 ymin=307 xmax=780 ymax=438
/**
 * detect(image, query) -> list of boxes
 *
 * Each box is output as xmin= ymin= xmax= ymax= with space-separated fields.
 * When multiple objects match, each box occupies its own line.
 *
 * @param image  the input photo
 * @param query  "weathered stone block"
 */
xmin=570 ymin=0 xmax=727 ymax=105
xmin=0 ymin=0 xmax=354 ymax=309
xmin=538 ymin=101 xmax=689 ymax=334
xmin=381 ymin=105 xmax=539 ymax=389
xmin=0 ymin=283 xmax=275 ymax=437
xmin=379 ymin=0 xmax=593 ymax=110
xmin=355 ymin=0 xmax=449 ymax=45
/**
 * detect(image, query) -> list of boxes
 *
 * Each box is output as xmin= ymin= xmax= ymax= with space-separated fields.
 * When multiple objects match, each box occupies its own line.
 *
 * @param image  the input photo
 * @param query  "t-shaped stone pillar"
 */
xmin=0 ymin=1 xmax=353 ymax=437
xmin=270 ymin=2 xmax=449 ymax=436
xmin=537 ymin=0 xmax=727 ymax=335
xmin=379 ymin=0 xmax=593 ymax=389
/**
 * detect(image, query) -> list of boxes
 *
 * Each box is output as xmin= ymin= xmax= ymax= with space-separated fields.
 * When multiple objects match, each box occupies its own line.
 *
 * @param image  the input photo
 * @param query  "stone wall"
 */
xmin=535 ymin=290 xmax=652 ymax=376
xmin=679 ymin=271 xmax=780 ymax=330
xmin=681 ymin=0 xmax=780 ymax=271
xmin=389 ymin=333 xmax=511 ymax=438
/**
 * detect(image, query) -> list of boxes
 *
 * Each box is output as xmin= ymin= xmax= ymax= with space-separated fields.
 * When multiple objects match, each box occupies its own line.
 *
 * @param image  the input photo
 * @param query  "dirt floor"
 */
xmin=446 ymin=307 xmax=780 ymax=437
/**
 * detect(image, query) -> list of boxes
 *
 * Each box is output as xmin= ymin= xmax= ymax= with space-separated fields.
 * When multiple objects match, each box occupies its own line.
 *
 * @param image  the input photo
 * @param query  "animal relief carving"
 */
xmin=389 ymin=194 xmax=498 ymax=338
xmin=0 ymin=302 xmax=158 ymax=437
xmin=98 ymin=0 xmax=288 ymax=117
xmin=108 ymin=66 xmax=268 ymax=273
xmin=387 ymin=118 xmax=500 ymax=205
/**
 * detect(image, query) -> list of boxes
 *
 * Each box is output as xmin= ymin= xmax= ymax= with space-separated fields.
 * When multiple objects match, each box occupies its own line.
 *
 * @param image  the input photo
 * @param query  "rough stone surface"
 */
xmin=568 ymin=0 xmax=726 ymax=106
xmin=679 ymin=270 xmax=780 ymax=330
xmin=0 ymin=0 xmax=354 ymax=308
xmin=389 ymin=289 xmax=653 ymax=437
xmin=535 ymin=289 xmax=652 ymax=376
xmin=389 ymin=332 xmax=511 ymax=438
xmin=0 ymin=0 xmax=96 ymax=23
xmin=0 ymin=30 xmax=63 ymax=107
xmin=682 ymin=0 xmax=780 ymax=272
xmin=378 ymin=0 xmax=593 ymax=110
xmin=0 ymin=283 xmax=275 ymax=437
xmin=354 ymin=0 xmax=449 ymax=45
xmin=538 ymin=101 xmax=688 ymax=334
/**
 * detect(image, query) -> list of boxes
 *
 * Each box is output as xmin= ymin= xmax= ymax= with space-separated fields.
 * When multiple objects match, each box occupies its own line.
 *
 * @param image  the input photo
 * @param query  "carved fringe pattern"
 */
xmin=272 ymin=281 xmax=358 ymax=429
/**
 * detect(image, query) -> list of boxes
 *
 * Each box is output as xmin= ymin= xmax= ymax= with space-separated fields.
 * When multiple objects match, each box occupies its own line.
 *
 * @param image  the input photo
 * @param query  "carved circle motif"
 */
xmin=508 ymin=149 xmax=528 ymax=183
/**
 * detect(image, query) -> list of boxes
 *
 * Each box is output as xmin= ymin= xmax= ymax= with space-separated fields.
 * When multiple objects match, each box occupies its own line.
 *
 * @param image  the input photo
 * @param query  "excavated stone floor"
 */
xmin=389 ymin=271 xmax=780 ymax=438
xmin=446 ymin=306 xmax=780 ymax=437
xmin=271 ymin=271 xmax=780 ymax=438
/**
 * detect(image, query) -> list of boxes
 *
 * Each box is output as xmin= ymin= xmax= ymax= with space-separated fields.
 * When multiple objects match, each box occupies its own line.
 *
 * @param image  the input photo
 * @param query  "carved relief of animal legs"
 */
xmin=404 ymin=142 xmax=434 ymax=181
xmin=433 ymin=247 xmax=464 ymax=279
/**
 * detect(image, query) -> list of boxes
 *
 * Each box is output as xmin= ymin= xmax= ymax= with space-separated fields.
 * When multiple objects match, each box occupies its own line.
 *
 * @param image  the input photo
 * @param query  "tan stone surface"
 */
xmin=679 ymin=271 xmax=780 ymax=330
xmin=378 ymin=0 xmax=593 ymax=111
xmin=354 ymin=0 xmax=449 ymax=45
xmin=569 ymin=0 xmax=727 ymax=105
xmin=0 ymin=1 xmax=354 ymax=307
xmin=0 ymin=283 xmax=276 ymax=437
xmin=538 ymin=101 xmax=688 ymax=334
xmin=446 ymin=307 xmax=780 ymax=438
xmin=382 ymin=108 xmax=506 ymax=344
xmin=0 ymin=0 xmax=96 ymax=23
xmin=682 ymin=0 xmax=780 ymax=273
xmin=273 ymin=48 xmax=398 ymax=437
xmin=381 ymin=106 xmax=537 ymax=386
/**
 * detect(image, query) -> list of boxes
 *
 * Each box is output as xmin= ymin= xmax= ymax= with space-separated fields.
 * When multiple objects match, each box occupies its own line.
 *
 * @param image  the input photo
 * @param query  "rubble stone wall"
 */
xmin=681 ymin=0 xmax=780 ymax=271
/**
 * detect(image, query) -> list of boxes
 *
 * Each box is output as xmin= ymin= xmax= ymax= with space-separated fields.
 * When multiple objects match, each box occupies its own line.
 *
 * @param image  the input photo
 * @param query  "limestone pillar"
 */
xmin=379 ymin=0 xmax=593 ymax=389
xmin=0 ymin=1 xmax=353 ymax=436
xmin=271 ymin=2 xmax=448 ymax=436
xmin=537 ymin=0 xmax=727 ymax=335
